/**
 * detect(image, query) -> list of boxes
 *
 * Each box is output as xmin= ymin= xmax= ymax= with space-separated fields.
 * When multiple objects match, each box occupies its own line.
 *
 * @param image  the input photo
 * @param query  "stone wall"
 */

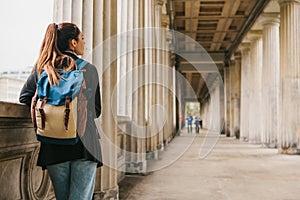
xmin=0 ymin=102 xmax=130 ymax=199
xmin=0 ymin=101 xmax=55 ymax=200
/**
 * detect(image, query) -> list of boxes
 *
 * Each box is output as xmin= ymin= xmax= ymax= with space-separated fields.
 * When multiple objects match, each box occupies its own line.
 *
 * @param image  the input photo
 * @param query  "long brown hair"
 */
xmin=36 ymin=22 xmax=81 ymax=85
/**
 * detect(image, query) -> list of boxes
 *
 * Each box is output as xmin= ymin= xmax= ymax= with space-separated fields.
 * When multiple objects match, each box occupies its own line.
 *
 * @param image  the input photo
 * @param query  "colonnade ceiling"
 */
xmin=171 ymin=0 xmax=269 ymax=101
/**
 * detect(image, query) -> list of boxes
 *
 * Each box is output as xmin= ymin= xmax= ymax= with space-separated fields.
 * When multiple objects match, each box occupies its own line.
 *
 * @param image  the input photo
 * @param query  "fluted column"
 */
xmin=127 ymin=0 xmax=147 ymax=174
xmin=229 ymin=60 xmax=235 ymax=137
xmin=147 ymin=0 xmax=159 ymax=159
xmin=224 ymin=66 xmax=231 ymax=136
xmin=53 ymin=0 xmax=63 ymax=22
xmin=82 ymin=0 xmax=93 ymax=61
xmin=248 ymin=34 xmax=263 ymax=144
xmin=93 ymin=1 xmax=104 ymax=197
xmin=233 ymin=53 xmax=242 ymax=138
xmin=97 ymin=0 xmax=118 ymax=199
xmin=117 ymin=0 xmax=128 ymax=116
xmin=53 ymin=0 xmax=83 ymax=30
xmin=126 ymin=0 xmax=133 ymax=118
xmin=62 ymin=0 xmax=72 ymax=21
xmin=161 ymin=1 xmax=172 ymax=144
xmin=71 ymin=0 xmax=83 ymax=28
xmin=239 ymin=43 xmax=251 ymax=141
xmin=261 ymin=14 xmax=280 ymax=148
xmin=145 ymin=0 xmax=153 ymax=154
xmin=155 ymin=0 xmax=164 ymax=150
xmin=278 ymin=0 xmax=300 ymax=153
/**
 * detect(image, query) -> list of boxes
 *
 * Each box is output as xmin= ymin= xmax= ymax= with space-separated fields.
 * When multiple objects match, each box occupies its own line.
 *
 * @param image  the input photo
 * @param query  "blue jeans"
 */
xmin=47 ymin=159 xmax=97 ymax=200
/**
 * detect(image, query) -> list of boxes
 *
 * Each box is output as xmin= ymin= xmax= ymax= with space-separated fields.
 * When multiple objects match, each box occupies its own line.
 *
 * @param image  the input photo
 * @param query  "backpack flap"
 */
xmin=37 ymin=70 xmax=84 ymax=106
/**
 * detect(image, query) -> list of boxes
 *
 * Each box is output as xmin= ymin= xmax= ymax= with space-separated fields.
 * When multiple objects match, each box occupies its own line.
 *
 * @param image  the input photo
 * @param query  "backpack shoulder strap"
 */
xmin=76 ymin=58 xmax=88 ymax=70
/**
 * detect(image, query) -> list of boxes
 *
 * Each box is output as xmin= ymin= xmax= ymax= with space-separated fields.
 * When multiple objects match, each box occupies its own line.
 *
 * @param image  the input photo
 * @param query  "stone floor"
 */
xmin=119 ymin=129 xmax=300 ymax=200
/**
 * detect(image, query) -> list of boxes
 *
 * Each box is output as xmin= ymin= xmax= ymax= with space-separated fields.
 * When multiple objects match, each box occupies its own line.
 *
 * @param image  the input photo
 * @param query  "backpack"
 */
xmin=31 ymin=58 xmax=88 ymax=145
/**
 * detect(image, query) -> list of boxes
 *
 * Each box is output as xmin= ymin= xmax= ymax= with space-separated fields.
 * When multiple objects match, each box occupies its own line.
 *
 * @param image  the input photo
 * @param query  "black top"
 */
xmin=19 ymin=52 xmax=103 ymax=169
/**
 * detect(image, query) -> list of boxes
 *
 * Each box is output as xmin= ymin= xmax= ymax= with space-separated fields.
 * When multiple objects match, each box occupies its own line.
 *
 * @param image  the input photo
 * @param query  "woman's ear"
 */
xmin=70 ymin=38 xmax=77 ymax=51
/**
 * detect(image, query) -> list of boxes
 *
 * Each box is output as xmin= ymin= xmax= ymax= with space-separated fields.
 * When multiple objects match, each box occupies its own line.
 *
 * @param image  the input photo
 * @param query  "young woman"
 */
xmin=19 ymin=23 xmax=102 ymax=200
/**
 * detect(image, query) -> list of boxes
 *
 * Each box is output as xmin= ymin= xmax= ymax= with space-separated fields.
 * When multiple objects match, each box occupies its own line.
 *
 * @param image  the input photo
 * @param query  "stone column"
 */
xmin=117 ymin=0 xmax=128 ymax=116
xmin=126 ymin=0 xmax=134 ymax=118
xmin=248 ymin=34 xmax=263 ymax=144
xmin=155 ymin=0 xmax=164 ymax=150
xmin=147 ymin=0 xmax=159 ymax=159
xmin=239 ymin=43 xmax=251 ymax=141
xmin=71 ymin=0 xmax=83 ymax=28
xmin=62 ymin=0 xmax=72 ymax=21
xmin=96 ymin=0 xmax=118 ymax=199
xmin=229 ymin=60 xmax=235 ymax=137
xmin=53 ymin=0 xmax=63 ymax=22
xmin=127 ymin=0 xmax=147 ymax=174
xmin=93 ymin=0 xmax=103 ymax=68
xmin=144 ymin=0 xmax=153 ymax=154
xmin=261 ymin=14 xmax=280 ymax=148
xmin=278 ymin=0 xmax=300 ymax=153
xmin=82 ymin=0 xmax=93 ymax=61
xmin=92 ymin=0 xmax=103 ymax=197
xmin=161 ymin=2 xmax=172 ymax=144
xmin=224 ymin=66 xmax=231 ymax=136
xmin=233 ymin=53 xmax=242 ymax=139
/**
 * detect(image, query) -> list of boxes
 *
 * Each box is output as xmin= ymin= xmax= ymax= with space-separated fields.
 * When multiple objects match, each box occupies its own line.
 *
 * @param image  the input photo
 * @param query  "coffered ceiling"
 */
xmin=170 ymin=0 xmax=270 ymax=102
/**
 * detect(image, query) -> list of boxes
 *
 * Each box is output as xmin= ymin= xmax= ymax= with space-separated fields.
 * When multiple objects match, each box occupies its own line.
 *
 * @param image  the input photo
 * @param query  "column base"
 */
xmin=279 ymin=147 xmax=300 ymax=155
xmin=240 ymin=137 xmax=249 ymax=142
xmin=249 ymin=140 xmax=261 ymax=144
xmin=157 ymin=143 xmax=164 ymax=151
xmin=234 ymin=128 xmax=240 ymax=139
xmin=261 ymin=142 xmax=277 ymax=149
xmin=126 ymin=160 xmax=147 ymax=174
xmin=93 ymin=186 xmax=119 ymax=200
xmin=146 ymin=150 xmax=159 ymax=160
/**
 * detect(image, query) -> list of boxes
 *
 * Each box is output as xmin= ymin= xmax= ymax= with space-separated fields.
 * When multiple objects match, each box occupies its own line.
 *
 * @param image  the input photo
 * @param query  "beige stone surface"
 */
xmin=119 ymin=130 xmax=300 ymax=200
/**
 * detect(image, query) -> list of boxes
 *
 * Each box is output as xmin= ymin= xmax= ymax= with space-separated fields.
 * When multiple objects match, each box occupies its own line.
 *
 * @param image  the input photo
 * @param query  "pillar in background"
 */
xmin=239 ymin=43 xmax=251 ymax=141
xmin=233 ymin=53 xmax=242 ymax=139
xmin=154 ymin=0 xmax=165 ymax=150
xmin=96 ymin=0 xmax=119 ymax=199
xmin=117 ymin=0 xmax=129 ymax=116
xmin=261 ymin=13 xmax=280 ymax=148
xmin=278 ymin=0 xmax=300 ymax=153
xmin=161 ymin=4 xmax=173 ymax=144
xmin=248 ymin=33 xmax=263 ymax=144
xmin=224 ymin=66 xmax=231 ymax=136
xmin=145 ymin=0 xmax=159 ymax=159
xmin=229 ymin=60 xmax=235 ymax=137
xmin=127 ymin=0 xmax=147 ymax=174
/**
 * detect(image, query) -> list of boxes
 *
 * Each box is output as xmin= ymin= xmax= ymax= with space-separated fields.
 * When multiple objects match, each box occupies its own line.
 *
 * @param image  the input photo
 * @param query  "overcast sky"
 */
xmin=0 ymin=0 xmax=53 ymax=71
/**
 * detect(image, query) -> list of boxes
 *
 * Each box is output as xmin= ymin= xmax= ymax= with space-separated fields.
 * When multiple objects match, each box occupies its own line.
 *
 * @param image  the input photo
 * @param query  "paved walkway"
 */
xmin=119 ymin=129 xmax=300 ymax=200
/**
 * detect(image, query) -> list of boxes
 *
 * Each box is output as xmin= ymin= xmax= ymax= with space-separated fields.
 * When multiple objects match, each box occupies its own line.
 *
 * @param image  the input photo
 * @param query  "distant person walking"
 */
xmin=186 ymin=114 xmax=193 ymax=133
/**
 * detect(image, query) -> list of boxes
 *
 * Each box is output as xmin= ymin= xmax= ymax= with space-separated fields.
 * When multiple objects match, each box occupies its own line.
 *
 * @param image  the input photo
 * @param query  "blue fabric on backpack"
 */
xmin=37 ymin=59 xmax=88 ymax=105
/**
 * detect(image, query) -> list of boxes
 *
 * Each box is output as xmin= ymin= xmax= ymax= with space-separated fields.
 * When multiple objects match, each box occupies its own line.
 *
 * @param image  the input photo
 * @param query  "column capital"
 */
xmin=278 ymin=0 xmax=300 ymax=5
xmin=229 ymin=58 xmax=236 ymax=66
xmin=261 ymin=13 xmax=280 ymax=26
xmin=247 ymin=30 xmax=263 ymax=41
xmin=156 ymin=0 xmax=164 ymax=6
xmin=234 ymin=52 xmax=242 ymax=60
xmin=161 ymin=14 xmax=170 ymax=27
xmin=238 ymin=43 xmax=251 ymax=51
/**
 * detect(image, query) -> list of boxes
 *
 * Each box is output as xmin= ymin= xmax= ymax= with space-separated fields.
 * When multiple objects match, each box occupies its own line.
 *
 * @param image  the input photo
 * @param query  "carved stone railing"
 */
xmin=0 ymin=102 xmax=132 ymax=199
xmin=0 ymin=101 xmax=54 ymax=200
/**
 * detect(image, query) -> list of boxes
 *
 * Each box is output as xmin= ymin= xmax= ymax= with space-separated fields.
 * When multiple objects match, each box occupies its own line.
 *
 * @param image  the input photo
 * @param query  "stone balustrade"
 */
xmin=0 ymin=101 xmax=131 ymax=200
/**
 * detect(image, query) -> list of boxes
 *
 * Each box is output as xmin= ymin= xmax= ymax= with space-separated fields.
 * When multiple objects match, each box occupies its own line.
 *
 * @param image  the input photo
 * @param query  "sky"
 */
xmin=0 ymin=0 xmax=53 ymax=71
